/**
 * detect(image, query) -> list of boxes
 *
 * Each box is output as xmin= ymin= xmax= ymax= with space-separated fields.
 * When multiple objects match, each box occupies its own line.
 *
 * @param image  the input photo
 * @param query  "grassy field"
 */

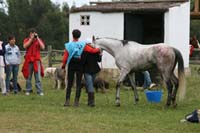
xmin=0 ymin=65 xmax=200 ymax=133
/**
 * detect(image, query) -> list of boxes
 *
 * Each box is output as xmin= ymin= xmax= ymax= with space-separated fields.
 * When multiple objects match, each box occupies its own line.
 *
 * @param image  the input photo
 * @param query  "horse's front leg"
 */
xmin=128 ymin=72 xmax=139 ymax=104
xmin=115 ymin=69 xmax=129 ymax=107
xmin=115 ymin=81 xmax=121 ymax=107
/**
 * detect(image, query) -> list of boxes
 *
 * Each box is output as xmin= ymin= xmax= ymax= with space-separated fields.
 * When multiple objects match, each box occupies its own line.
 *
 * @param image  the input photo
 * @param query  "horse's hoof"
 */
xmin=165 ymin=103 xmax=170 ymax=108
xmin=134 ymin=100 xmax=139 ymax=105
xmin=136 ymin=98 xmax=139 ymax=102
xmin=133 ymin=98 xmax=139 ymax=105
xmin=166 ymin=101 xmax=171 ymax=106
xmin=116 ymin=103 xmax=120 ymax=107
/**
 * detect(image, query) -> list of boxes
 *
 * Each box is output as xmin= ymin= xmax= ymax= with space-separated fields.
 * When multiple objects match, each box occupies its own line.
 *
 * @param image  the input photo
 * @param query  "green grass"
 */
xmin=1 ymin=66 xmax=200 ymax=133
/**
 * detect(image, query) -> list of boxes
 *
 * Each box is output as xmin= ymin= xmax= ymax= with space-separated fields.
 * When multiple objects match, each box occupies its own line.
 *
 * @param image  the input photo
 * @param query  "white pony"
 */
xmin=44 ymin=67 xmax=56 ymax=78
xmin=91 ymin=37 xmax=185 ymax=107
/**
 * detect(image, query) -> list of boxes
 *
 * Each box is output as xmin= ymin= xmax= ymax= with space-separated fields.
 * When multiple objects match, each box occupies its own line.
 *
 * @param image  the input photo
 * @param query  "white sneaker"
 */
xmin=149 ymin=83 xmax=156 ymax=89
xmin=2 ymin=93 xmax=7 ymax=96
xmin=180 ymin=119 xmax=187 ymax=123
xmin=25 ymin=92 xmax=30 ymax=96
xmin=39 ymin=92 xmax=44 ymax=96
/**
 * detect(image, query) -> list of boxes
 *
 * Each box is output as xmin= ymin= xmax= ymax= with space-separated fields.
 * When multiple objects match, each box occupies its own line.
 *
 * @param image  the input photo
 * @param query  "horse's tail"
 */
xmin=173 ymin=48 xmax=186 ymax=101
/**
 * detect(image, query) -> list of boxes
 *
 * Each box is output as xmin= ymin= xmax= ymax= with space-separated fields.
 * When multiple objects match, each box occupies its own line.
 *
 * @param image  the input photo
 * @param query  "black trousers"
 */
xmin=65 ymin=68 xmax=83 ymax=100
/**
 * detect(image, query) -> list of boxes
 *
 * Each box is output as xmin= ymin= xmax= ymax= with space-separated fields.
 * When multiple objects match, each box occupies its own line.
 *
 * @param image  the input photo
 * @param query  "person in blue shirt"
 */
xmin=62 ymin=29 xmax=100 ymax=107
xmin=5 ymin=35 xmax=21 ymax=94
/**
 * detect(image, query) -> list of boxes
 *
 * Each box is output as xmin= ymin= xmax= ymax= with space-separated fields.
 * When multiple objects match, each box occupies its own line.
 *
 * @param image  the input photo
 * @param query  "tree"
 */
xmin=7 ymin=0 xmax=33 ymax=48
xmin=0 ymin=11 xmax=10 ymax=42
xmin=71 ymin=1 xmax=76 ymax=8
xmin=4 ymin=0 xmax=69 ymax=49
xmin=37 ymin=11 xmax=68 ymax=49
xmin=62 ymin=2 xmax=69 ymax=16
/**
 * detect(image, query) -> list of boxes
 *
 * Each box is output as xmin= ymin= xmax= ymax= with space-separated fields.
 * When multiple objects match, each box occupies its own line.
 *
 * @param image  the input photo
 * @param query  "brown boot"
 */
xmin=64 ymin=99 xmax=70 ymax=107
xmin=74 ymin=98 xmax=79 ymax=107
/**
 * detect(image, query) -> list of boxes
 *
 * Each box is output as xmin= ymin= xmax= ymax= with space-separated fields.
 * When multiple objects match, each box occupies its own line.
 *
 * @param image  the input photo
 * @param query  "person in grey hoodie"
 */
xmin=5 ymin=35 xmax=21 ymax=94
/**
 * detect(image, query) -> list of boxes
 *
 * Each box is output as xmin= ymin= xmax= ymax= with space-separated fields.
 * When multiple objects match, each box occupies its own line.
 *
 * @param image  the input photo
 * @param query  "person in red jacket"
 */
xmin=22 ymin=28 xmax=45 ymax=96
xmin=62 ymin=29 xmax=100 ymax=107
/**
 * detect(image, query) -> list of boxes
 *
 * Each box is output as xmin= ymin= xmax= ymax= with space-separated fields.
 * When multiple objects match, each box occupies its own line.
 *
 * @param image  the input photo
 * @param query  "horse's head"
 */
xmin=89 ymin=36 xmax=101 ymax=50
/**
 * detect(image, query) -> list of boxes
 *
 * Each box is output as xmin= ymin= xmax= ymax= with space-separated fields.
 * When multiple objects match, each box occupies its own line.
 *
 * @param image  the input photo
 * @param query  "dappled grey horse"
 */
xmin=91 ymin=37 xmax=185 ymax=107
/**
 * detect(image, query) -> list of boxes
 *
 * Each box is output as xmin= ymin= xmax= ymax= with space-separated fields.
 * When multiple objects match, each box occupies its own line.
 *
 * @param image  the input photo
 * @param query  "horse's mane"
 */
xmin=121 ymin=40 xmax=129 ymax=46
xmin=96 ymin=37 xmax=129 ymax=46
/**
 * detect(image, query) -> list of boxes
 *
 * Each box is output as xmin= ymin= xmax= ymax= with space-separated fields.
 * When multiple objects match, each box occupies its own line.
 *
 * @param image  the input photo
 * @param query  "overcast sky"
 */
xmin=50 ymin=0 xmax=111 ymax=7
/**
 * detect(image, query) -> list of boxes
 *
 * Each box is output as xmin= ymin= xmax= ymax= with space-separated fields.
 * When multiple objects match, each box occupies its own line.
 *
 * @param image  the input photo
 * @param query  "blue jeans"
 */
xmin=26 ymin=61 xmax=43 ymax=93
xmin=84 ymin=73 xmax=96 ymax=93
xmin=6 ymin=65 xmax=19 ymax=92
xmin=143 ymin=71 xmax=152 ymax=89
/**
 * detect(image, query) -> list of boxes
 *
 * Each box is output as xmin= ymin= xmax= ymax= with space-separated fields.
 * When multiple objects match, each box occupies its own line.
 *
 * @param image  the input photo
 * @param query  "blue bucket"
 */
xmin=145 ymin=90 xmax=162 ymax=103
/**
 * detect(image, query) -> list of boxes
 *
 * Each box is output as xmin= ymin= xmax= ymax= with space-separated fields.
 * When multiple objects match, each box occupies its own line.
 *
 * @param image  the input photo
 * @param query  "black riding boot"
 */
xmin=88 ymin=92 xmax=95 ymax=107
xmin=64 ymin=99 xmax=70 ymax=107
xmin=74 ymin=87 xmax=81 ymax=107
xmin=88 ymin=92 xmax=91 ymax=106
xmin=64 ymin=88 xmax=71 ymax=107
xmin=74 ymin=98 xmax=80 ymax=107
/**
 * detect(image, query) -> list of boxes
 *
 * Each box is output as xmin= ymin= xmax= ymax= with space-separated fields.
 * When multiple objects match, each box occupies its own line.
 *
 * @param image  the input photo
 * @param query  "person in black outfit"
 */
xmin=82 ymin=51 xmax=102 ymax=107
xmin=61 ymin=30 xmax=100 ymax=107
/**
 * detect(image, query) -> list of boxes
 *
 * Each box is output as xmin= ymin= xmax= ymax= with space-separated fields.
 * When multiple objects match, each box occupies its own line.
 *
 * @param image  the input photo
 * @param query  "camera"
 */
xmin=34 ymin=33 xmax=38 ymax=38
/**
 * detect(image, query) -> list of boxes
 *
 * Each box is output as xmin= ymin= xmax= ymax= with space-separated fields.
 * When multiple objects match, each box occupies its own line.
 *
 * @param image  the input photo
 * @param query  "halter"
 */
xmin=92 ymin=37 xmax=103 ymax=52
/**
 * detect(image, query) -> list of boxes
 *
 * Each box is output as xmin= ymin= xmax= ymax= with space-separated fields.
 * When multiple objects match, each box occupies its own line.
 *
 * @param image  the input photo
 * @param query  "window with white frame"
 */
xmin=80 ymin=15 xmax=90 ymax=25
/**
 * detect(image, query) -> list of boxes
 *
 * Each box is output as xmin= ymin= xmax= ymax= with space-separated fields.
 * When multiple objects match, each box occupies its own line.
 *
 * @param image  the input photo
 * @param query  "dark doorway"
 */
xmin=124 ymin=13 xmax=164 ymax=44
xmin=124 ymin=13 xmax=164 ymax=86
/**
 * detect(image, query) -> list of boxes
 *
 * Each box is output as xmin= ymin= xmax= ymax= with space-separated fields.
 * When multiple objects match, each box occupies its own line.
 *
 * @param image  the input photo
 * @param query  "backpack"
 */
xmin=184 ymin=109 xmax=200 ymax=123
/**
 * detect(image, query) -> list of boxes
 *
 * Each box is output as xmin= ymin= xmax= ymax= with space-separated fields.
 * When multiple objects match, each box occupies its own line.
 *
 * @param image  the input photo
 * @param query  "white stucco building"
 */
xmin=69 ymin=0 xmax=190 ymax=69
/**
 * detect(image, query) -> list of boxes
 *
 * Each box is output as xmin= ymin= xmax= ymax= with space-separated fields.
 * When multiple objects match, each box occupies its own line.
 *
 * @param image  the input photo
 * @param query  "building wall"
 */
xmin=70 ymin=2 xmax=190 ymax=69
xmin=164 ymin=1 xmax=190 ymax=68
xmin=70 ymin=12 xmax=124 ymax=68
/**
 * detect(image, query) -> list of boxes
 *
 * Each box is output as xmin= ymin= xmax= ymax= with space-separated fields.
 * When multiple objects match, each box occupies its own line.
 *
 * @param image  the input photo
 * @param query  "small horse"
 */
xmin=91 ymin=37 xmax=185 ymax=107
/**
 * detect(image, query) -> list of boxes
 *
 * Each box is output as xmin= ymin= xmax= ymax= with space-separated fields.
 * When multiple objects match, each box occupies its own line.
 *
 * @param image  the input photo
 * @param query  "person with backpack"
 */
xmin=61 ymin=29 xmax=100 ymax=107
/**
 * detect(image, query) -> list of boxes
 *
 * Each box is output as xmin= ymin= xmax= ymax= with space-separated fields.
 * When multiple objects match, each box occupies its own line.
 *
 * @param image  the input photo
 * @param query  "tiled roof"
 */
xmin=71 ymin=0 xmax=188 ymax=13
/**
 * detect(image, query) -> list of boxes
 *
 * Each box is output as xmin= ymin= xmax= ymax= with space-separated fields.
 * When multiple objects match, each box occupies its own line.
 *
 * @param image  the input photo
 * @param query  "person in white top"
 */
xmin=0 ymin=33 xmax=7 ymax=95
xmin=5 ymin=35 xmax=21 ymax=94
